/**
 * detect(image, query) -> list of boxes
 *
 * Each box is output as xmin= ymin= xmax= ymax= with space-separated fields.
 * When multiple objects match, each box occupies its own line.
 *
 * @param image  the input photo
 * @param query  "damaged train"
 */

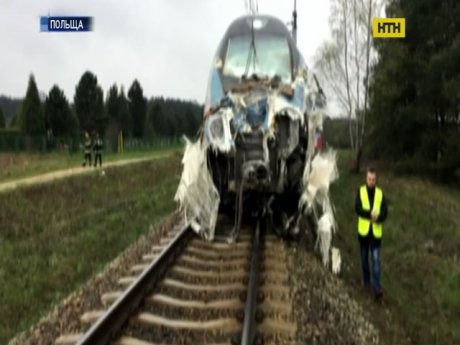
xmin=175 ymin=14 xmax=336 ymax=245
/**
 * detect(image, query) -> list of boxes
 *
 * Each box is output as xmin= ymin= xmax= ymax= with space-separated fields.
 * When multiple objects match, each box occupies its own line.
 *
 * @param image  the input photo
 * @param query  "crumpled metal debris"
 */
xmin=174 ymin=137 xmax=220 ymax=241
xmin=176 ymin=67 xmax=340 ymax=273
xmin=299 ymin=99 xmax=340 ymax=272
xmin=331 ymin=247 xmax=342 ymax=275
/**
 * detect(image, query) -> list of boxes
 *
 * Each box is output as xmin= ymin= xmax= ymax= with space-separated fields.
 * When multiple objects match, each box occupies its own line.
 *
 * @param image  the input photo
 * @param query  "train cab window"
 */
xmin=223 ymin=35 xmax=292 ymax=82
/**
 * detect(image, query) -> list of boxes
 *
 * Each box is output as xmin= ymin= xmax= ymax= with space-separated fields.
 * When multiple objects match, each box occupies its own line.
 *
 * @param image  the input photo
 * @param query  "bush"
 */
xmin=323 ymin=117 xmax=352 ymax=149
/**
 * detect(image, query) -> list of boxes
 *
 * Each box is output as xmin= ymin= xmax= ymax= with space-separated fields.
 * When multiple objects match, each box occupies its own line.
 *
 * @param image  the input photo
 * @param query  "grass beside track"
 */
xmin=331 ymin=153 xmax=460 ymax=345
xmin=0 ymin=154 xmax=182 ymax=343
xmin=0 ymin=147 xmax=182 ymax=183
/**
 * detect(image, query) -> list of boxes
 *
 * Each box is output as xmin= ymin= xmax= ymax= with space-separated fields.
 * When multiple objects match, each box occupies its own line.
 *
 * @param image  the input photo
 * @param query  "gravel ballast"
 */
xmin=8 ymin=213 xmax=382 ymax=345
xmin=289 ymin=239 xmax=380 ymax=345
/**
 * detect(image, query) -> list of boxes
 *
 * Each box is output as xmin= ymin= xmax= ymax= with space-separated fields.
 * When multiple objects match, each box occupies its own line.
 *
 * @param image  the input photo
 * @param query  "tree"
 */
xmin=68 ymin=104 xmax=80 ymax=146
xmin=44 ymin=85 xmax=75 ymax=137
xmin=105 ymin=84 xmax=132 ymax=137
xmin=9 ymin=113 xmax=19 ymax=129
xmin=128 ymin=80 xmax=147 ymax=138
xmin=184 ymin=107 xmax=199 ymax=136
xmin=118 ymin=87 xmax=131 ymax=137
xmin=0 ymin=96 xmax=22 ymax=124
xmin=106 ymin=84 xmax=119 ymax=119
xmin=74 ymin=71 xmax=105 ymax=134
xmin=144 ymin=111 xmax=155 ymax=138
xmin=149 ymin=100 xmax=168 ymax=136
xmin=368 ymin=0 xmax=460 ymax=177
xmin=19 ymin=74 xmax=45 ymax=136
xmin=147 ymin=97 xmax=203 ymax=138
xmin=0 ymin=106 xmax=5 ymax=128
xmin=314 ymin=0 xmax=383 ymax=171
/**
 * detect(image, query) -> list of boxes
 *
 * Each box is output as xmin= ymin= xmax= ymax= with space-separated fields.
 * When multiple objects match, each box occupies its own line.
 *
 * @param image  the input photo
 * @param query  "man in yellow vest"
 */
xmin=355 ymin=167 xmax=388 ymax=300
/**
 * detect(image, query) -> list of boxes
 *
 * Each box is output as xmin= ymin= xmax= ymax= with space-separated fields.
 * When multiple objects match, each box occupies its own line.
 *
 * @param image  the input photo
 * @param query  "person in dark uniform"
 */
xmin=82 ymin=131 xmax=92 ymax=167
xmin=355 ymin=167 xmax=388 ymax=300
xmin=93 ymin=133 xmax=103 ymax=167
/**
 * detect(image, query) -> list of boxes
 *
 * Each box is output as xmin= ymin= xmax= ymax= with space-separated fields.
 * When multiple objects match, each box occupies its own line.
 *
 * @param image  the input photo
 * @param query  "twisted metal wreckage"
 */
xmin=175 ymin=15 xmax=341 ymax=272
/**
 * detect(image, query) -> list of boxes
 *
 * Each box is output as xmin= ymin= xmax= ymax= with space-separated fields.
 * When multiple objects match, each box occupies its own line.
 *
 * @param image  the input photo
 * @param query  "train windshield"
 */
xmin=223 ymin=34 xmax=292 ymax=82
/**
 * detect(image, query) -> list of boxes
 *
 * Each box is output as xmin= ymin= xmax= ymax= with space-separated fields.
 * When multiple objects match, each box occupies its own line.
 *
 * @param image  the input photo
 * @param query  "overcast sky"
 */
xmin=0 ymin=1 xmax=331 ymax=104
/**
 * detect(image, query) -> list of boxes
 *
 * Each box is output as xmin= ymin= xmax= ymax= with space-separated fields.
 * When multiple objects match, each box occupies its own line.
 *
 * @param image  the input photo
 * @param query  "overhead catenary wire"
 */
xmin=243 ymin=0 xmax=259 ymax=78
xmin=245 ymin=0 xmax=258 ymax=15
xmin=244 ymin=17 xmax=258 ymax=78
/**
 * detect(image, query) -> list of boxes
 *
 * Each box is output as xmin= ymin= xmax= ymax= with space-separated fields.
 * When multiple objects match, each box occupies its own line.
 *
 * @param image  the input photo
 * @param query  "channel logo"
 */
xmin=373 ymin=18 xmax=405 ymax=38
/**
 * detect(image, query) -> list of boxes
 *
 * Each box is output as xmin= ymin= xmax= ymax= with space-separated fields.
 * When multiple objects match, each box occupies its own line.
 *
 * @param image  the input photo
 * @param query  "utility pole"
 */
xmin=292 ymin=0 xmax=298 ymax=44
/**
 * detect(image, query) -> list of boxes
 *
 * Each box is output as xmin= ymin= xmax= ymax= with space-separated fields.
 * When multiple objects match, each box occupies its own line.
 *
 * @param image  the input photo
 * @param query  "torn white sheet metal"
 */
xmin=300 ymin=149 xmax=339 ymax=269
xmin=203 ymin=84 xmax=306 ymax=154
xmin=267 ymin=84 xmax=306 ymax=129
xmin=317 ymin=212 xmax=333 ymax=266
xmin=299 ymin=80 xmax=340 ymax=271
xmin=300 ymin=150 xmax=339 ymax=209
xmin=174 ymin=138 xmax=220 ymax=241
xmin=204 ymin=108 xmax=234 ymax=153
xmin=331 ymin=247 xmax=342 ymax=275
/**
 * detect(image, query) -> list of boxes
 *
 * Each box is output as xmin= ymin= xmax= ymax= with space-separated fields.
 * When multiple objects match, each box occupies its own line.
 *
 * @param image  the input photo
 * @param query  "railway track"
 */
xmin=56 ymin=219 xmax=296 ymax=345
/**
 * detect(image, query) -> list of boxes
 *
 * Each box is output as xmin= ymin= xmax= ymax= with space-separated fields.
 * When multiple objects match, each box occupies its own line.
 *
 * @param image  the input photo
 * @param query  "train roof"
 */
xmin=215 ymin=14 xmax=301 ymax=69
xmin=223 ymin=15 xmax=294 ymax=39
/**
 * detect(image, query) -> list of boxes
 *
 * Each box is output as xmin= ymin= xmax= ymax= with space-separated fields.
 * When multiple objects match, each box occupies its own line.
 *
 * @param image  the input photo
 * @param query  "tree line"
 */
xmin=315 ymin=0 xmax=459 ymax=179
xmin=0 ymin=96 xmax=22 ymax=128
xmin=368 ymin=0 xmax=459 ymax=178
xmin=0 ymin=71 xmax=203 ymax=144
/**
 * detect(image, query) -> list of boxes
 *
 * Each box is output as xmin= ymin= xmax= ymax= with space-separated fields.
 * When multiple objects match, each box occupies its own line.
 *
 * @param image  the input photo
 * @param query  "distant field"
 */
xmin=331 ymin=152 xmax=460 ymax=345
xmin=0 ymin=147 xmax=182 ymax=183
xmin=0 ymin=155 xmax=182 ymax=343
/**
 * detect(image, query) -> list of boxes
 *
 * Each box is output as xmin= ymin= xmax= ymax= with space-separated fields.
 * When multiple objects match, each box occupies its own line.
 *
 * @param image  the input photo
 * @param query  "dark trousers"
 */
xmin=359 ymin=236 xmax=382 ymax=293
xmin=83 ymin=153 xmax=91 ymax=166
xmin=94 ymin=153 xmax=102 ymax=167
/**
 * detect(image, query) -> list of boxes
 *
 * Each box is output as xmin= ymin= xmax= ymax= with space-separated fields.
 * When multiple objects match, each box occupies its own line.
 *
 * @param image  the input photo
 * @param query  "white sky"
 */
xmin=0 ymin=0 xmax=331 ymax=104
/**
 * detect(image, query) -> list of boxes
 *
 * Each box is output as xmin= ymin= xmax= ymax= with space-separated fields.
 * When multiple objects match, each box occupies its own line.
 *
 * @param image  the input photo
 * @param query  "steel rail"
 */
xmin=240 ymin=219 xmax=263 ymax=345
xmin=76 ymin=224 xmax=193 ymax=345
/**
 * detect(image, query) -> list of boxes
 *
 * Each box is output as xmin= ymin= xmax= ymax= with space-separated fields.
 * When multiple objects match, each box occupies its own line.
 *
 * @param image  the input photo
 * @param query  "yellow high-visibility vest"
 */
xmin=358 ymin=185 xmax=383 ymax=238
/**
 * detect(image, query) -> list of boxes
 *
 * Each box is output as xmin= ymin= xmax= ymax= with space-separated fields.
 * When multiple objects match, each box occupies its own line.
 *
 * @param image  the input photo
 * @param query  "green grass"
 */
xmin=0 ymin=146 xmax=182 ymax=183
xmin=0 ymin=155 xmax=182 ymax=343
xmin=331 ymin=153 xmax=460 ymax=345
xmin=1 ymin=147 xmax=458 ymax=344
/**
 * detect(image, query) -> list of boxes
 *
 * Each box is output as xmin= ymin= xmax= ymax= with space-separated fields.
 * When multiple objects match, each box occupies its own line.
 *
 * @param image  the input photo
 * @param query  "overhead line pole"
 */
xmin=293 ymin=0 xmax=298 ymax=44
